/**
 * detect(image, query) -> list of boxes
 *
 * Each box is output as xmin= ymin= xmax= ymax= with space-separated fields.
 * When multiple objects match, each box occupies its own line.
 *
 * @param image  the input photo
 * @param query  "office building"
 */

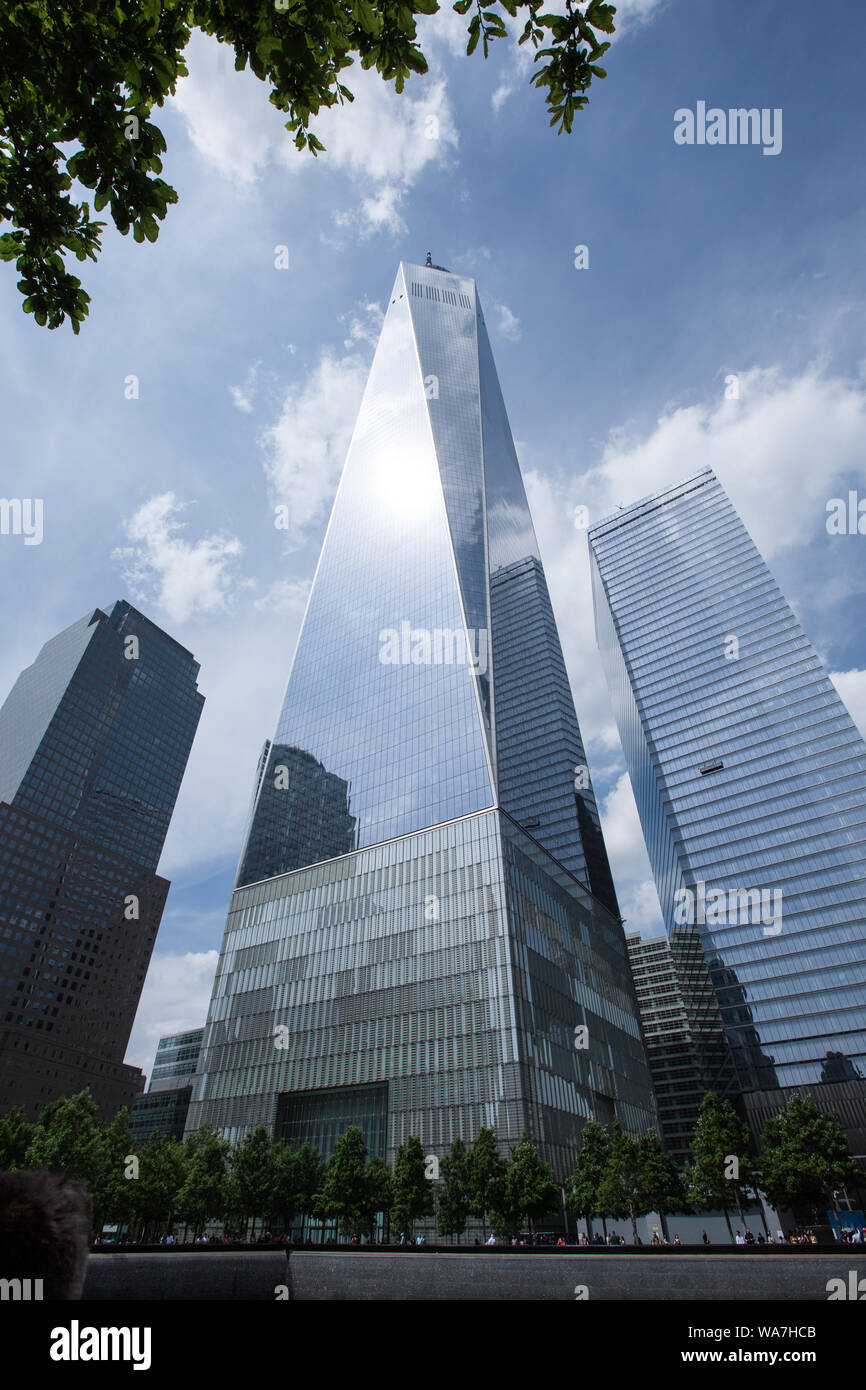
xmin=589 ymin=468 xmax=866 ymax=1153
xmin=187 ymin=259 xmax=655 ymax=1178
xmin=0 ymin=601 xmax=203 ymax=1119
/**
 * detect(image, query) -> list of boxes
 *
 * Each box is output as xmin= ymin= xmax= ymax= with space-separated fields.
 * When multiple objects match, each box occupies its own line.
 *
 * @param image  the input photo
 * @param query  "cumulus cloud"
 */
xmin=172 ymin=32 xmax=457 ymax=233
xmin=340 ymin=299 xmax=385 ymax=350
xmin=261 ymin=351 xmax=370 ymax=546
xmin=254 ymin=577 xmax=311 ymax=615
xmin=582 ymin=366 xmax=866 ymax=559
xmin=113 ymin=493 xmax=244 ymax=624
xmin=229 ymin=359 xmax=262 ymax=414
xmin=126 ymin=950 xmax=219 ymax=1082
xmin=598 ymin=774 xmax=665 ymax=933
xmin=493 ymin=302 xmax=521 ymax=342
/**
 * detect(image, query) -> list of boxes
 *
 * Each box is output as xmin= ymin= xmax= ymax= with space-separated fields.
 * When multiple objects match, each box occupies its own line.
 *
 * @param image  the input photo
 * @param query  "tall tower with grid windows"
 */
xmin=188 ymin=261 xmax=655 ymax=1182
xmin=589 ymin=468 xmax=866 ymax=1154
xmin=0 ymin=601 xmax=203 ymax=1118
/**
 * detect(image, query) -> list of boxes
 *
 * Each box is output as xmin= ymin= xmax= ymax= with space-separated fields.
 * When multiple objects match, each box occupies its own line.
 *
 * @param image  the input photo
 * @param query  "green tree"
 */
xmin=468 ymin=1126 xmax=506 ymax=1239
xmin=25 ymin=1089 xmax=104 ymax=1193
xmin=566 ymin=1118 xmax=611 ymax=1241
xmin=638 ymin=1128 xmax=685 ymax=1236
xmin=436 ymin=1136 xmax=472 ymax=1240
xmin=175 ymin=1122 xmax=230 ymax=1240
xmin=315 ymin=1126 xmax=373 ymax=1239
xmin=92 ymin=1107 xmax=136 ymax=1236
xmin=0 ymin=1 xmax=616 ymax=332
xmin=363 ymin=1152 xmax=392 ymax=1244
xmin=129 ymin=1133 xmax=187 ymax=1242
xmin=760 ymin=1093 xmax=862 ymax=1230
xmin=271 ymin=1140 xmax=324 ymax=1240
xmin=226 ymin=1124 xmax=275 ymax=1240
xmin=502 ymin=1132 xmax=558 ymax=1239
xmin=0 ymin=1106 xmax=35 ymax=1168
xmin=390 ymin=1133 xmax=433 ymax=1239
xmin=686 ymin=1092 xmax=753 ymax=1243
xmin=596 ymin=1119 xmax=649 ymax=1244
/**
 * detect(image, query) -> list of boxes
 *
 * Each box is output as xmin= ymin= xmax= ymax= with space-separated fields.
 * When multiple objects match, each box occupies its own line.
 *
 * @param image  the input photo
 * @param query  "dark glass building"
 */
xmin=589 ymin=468 xmax=866 ymax=1154
xmin=0 ymin=601 xmax=203 ymax=1119
xmin=129 ymin=1027 xmax=204 ymax=1142
xmin=188 ymin=261 xmax=656 ymax=1178
xmin=626 ymin=928 xmax=737 ymax=1164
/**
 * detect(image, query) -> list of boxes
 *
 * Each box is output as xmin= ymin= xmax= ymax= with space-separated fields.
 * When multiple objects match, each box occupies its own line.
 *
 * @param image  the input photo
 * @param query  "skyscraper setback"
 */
xmin=188 ymin=260 xmax=655 ymax=1178
xmin=0 ymin=601 xmax=203 ymax=1119
xmin=588 ymin=468 xmax=866 ymax=1153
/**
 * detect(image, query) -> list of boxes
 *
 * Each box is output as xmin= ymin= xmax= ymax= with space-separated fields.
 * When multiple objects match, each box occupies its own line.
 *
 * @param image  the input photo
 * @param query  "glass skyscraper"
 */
xmin=129 ymin=1028 xmax=205 ymax=1144
xmin=0 ymin=600 xmax=203 ymax=1119
xmin=187 ymin=259 xmax=655 ymax=1178
xmin=626 ymin=928 xmax=736 ymax=1165
xmin=588 ymin=467 xmax=866 ymax=1153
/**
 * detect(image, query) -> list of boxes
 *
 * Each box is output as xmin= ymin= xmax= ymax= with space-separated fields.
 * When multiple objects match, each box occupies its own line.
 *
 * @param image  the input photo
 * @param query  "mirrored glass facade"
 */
xmin=192 ymin=262 xmax=655 ymax=1177
xmin=589 ymin=468 xmax=866 ymax=1147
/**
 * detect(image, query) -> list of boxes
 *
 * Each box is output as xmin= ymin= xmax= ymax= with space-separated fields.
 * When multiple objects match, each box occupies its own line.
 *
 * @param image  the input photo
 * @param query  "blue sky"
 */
xmin=1 ymin=0 xmax=865 ymax=1082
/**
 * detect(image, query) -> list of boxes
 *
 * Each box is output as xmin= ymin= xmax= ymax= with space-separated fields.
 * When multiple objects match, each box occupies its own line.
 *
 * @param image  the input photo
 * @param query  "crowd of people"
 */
xmin=94 ymin=1222 xmax=866 ymax=1248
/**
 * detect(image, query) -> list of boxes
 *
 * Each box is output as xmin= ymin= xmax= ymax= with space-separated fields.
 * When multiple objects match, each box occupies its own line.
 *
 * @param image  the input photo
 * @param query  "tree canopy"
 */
xmin=0 ymin=0 xmax=616 ymax=331
xmin=759 ymin=1093 xmax=862 ymax=1218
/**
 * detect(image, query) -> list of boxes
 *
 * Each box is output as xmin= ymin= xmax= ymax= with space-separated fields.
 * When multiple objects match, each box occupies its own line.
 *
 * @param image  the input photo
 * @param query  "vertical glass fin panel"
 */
xmin=237 ymin=278 xmax=494 ymax=886
xmin=477 ymin=312 xmax=618 ymax=913
xmin=405 ymin=264 xmax=492 ymax=746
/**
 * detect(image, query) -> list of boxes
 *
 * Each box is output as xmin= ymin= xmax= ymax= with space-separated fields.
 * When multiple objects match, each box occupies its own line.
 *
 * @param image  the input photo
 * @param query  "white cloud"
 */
xmin=254 ymin=577 xmax=311 ymax=615
xmin=316 ymin=76 xmax=457 ymax=187
xmin=170 ymin=33 xmax=284 ymax=187
xmin=125 ymin=950 xmax=219 ymax=1082
xmin=229 ymin=359 xmax=262 ymax=414
xmin=829 ymin=669 xmax=866 ymax=741
xmin=493 ymin=302 xmax=521 ymax=342
xmin=340 ymin=300 xmax=385 ymax=350
xmin=582 ymin=367 xmax=866 ymax=561
xmin=171 ymin=33 xmax=457 ymax=231
xmin=113 ymin=493 xmax=244 ymax=624
xmin=157 ymin=620 xmax=297 ymax=878
xmin=261 ymin=351 xmax=369 ymax=545
xmin=355 ymin=183 xmax=407 ymax=238
xmin=598 ymin=773 xmax=665 ymax=932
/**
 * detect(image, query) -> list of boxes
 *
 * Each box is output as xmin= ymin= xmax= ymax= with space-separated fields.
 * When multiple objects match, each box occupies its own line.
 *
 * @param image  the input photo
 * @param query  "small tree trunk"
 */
xmin=735 ymin=1190 xmax=746 ymax=1228
xmin=722 ymin=1207 xmax=734 ymax=1243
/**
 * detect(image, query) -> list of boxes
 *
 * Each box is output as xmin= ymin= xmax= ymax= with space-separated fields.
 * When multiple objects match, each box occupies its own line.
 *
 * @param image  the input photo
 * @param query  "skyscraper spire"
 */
xmin=189 ymin=262 xmax=655 ymax=1180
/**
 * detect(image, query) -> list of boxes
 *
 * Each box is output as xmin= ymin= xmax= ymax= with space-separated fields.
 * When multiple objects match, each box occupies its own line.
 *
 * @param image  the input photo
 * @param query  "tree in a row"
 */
xmin=566 ymin=1119 xmax=683 ymax=1242
xmin=434 ymin=1128 xmax=559 ymax=1240
xmin=1 ymin=1086 xmax=860 ymax=1242
xmin=565 ymin=1092 xmax=863 ymax=1243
